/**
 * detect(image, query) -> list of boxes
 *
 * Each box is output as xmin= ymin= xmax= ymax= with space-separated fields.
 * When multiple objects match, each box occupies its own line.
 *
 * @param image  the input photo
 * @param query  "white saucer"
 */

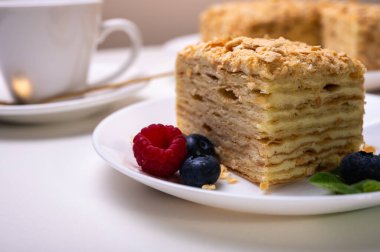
xmin=162 ymin=33 xmax=200 ymax=57
xmin=93 ymin=94 xmax=380 ymax=215
xmin=0 ymin=64 xmax=148 ymax=124
xmin=163 ymin=34 xmax=380 ymax=91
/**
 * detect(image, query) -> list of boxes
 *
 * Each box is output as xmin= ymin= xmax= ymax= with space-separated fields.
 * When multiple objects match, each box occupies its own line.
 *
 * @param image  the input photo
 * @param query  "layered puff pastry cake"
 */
xmin=201 ymin=0 xmax=321 ymax=46
xmin=176 ymin=37 xmax=365 ymax=190
xmin=201 ymin=0 xmax=380 ymax=70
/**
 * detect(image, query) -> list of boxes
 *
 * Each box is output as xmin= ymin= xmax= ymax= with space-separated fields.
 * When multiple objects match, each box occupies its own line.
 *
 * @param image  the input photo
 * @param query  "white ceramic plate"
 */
xmin=163 ymin=34 xmax=380 ymax=91
xmin=364 ymin=71 xmax=380 ymax=91
xmin=0 ymin=64 xmax=147 ymax=124
xmin=93 ymin=94 xmax=380 ymax=215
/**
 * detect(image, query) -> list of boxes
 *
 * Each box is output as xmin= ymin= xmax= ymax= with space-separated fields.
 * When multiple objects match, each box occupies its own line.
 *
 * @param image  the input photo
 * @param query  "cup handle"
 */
xmin=89 ymin=19 xmax=142 ymax=86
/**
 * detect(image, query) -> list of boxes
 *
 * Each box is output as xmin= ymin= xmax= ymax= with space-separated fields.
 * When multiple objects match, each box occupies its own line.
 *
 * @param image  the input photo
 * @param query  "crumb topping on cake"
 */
xmin=179 ymin=37 xmax=365 ymax=80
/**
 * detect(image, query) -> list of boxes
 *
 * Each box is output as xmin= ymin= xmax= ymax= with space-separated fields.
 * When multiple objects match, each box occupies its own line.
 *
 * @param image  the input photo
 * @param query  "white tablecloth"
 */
xmin=1 ymin=47 xmax=380 ymax=252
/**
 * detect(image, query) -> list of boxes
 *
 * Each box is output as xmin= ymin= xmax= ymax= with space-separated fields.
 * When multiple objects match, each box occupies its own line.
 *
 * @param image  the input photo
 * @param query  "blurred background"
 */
xmin=102 ymin=0 xmax=379 ymax=47
xmin=102 ymin=0 xmax=230 ymax=47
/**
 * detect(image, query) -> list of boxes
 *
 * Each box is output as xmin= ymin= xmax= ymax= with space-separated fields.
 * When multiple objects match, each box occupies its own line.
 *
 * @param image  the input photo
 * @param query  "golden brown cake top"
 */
xmin=322 ymin=1 xmax=380 ymax=20
xmin=201 ymin=0 xmax=319 ymax=25
xmin=178 ymin=37 xmax=365 ymax=80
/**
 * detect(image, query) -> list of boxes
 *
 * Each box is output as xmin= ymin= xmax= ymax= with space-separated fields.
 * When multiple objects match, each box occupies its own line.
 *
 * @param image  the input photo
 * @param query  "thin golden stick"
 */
xmin=0 ymin=71 xmax=174 ymax=105
xmin=0 ymin=101 xmax=11 ymax=105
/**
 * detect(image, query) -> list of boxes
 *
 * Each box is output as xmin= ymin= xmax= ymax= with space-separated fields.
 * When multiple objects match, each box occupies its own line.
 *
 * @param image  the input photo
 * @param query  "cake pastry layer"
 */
xmin=176 ymin=36 xmax=365 ymax=190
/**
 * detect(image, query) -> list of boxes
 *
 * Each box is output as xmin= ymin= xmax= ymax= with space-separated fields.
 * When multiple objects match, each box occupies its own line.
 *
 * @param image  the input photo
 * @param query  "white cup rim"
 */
xmin=0 ymin=0 xmax=102 ymax=8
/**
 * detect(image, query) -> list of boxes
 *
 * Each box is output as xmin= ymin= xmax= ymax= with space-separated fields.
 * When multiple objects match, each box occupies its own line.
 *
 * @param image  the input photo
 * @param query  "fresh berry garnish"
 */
xmin=180 ymin=155 xmax=221 ymax=187
xmin=186 ymin=134 xmax=216 ymax=157
xmin=133 ymin=124 xmax=187 ymax=177
xmin=340 ymin=151 xmax=380 ymax=184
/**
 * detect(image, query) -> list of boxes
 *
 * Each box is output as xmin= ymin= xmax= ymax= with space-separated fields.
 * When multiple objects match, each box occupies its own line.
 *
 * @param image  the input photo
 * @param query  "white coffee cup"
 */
xmin=0 ymin=0 xmax=142 ymax=103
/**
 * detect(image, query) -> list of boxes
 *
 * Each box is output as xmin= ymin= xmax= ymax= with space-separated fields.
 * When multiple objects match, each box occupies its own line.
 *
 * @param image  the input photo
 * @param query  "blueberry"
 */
xmin=340 ymin=151 xmax=380 ymax=184
xmin=186 ymin=134 xmax=216 ymax=157
xmin=180 ymin=155 xmax=221 ymax=187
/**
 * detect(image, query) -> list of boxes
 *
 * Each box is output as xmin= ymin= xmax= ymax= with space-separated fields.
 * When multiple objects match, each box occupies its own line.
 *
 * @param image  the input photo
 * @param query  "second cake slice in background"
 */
xmin=321 ymin=1 xmax=380 ymax=70
xmin=200 ymin=0 xmax=321 ymax=45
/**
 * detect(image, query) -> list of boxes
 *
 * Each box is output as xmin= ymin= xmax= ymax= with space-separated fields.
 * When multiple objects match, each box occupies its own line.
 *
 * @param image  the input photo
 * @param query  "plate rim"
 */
xmin=92 ymin=95 xmax=380 ymax=206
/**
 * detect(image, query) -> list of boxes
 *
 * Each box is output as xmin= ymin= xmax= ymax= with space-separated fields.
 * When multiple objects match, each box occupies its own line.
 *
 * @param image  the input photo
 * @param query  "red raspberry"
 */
xmin=132 ymin=124 xmax=187 ymax=177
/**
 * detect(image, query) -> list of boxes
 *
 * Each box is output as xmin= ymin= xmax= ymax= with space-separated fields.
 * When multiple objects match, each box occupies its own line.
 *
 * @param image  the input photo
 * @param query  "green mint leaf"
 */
xmin=352 ymin=180 xmax=380 ymax=193
xmin=309 ymin=172 xmax=361 ymax=194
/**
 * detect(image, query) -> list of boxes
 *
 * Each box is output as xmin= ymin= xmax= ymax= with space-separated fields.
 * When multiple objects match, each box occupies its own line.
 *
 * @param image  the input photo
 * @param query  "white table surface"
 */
xmin=1 ymin=46 xmax=380 ymax=252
